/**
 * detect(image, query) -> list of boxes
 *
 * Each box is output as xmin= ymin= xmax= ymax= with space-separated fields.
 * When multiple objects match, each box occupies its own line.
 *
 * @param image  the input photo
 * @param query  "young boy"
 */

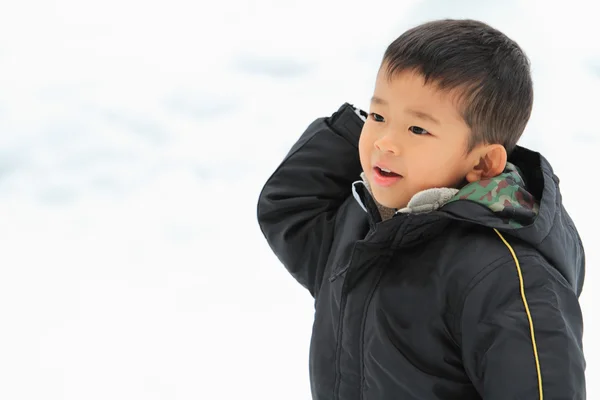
xmin=257 ymin=19 xmax=586 ymax=399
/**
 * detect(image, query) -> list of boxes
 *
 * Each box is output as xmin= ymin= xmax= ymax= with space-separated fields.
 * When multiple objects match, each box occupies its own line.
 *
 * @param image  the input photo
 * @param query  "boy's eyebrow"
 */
xmin=371 ymin=96 xmax=441 ymax=125
xmin=406 ymin=108 xmax=440 ymax=125
xmin=370 ymin=96 xmax=387 ymax=105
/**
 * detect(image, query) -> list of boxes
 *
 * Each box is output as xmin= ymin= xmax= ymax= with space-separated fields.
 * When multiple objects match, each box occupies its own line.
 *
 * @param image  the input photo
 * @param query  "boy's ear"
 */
xmin=465 ymin=144 xmax=507 ymax=183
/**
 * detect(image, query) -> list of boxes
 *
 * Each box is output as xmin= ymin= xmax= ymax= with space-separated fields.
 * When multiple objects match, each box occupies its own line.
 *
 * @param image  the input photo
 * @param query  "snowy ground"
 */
xmin=0 ymin=0 xmax=597 ymax=398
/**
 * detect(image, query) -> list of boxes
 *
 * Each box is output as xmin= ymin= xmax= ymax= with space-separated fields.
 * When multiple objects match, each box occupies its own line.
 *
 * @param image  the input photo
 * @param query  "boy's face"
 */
xmin=359 ymin=68 xmax=481 ymax=210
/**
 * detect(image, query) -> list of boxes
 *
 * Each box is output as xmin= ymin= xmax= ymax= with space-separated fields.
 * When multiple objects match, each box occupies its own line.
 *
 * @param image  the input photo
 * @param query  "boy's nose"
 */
xmin=374 ymin=134 xmax=400 ymax=155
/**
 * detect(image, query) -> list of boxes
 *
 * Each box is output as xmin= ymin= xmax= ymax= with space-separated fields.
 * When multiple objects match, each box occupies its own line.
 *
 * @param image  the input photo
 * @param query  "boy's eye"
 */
xmin=409 ymin=126 xmax=430 ymax=135
xmin=370 ymin=113 xmax=385 ymax=123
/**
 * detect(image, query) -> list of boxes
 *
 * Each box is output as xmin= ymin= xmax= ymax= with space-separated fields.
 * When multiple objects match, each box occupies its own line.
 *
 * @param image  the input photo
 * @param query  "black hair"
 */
xmin=383 ymin=19 xmax=533 ymax=153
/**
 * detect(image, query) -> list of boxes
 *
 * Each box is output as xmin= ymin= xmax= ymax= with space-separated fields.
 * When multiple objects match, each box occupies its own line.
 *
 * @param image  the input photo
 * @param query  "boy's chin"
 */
xmin=373 ymin=193 xmax=406 ymax=210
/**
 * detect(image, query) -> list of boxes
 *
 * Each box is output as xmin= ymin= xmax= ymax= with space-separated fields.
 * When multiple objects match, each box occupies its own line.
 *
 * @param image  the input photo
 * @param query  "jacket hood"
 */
xmin=442 ymin=146 xmax=584 ymax=295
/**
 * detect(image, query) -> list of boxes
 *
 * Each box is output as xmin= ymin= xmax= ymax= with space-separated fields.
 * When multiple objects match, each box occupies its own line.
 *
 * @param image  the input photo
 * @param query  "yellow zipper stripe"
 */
xmin=494 ymin=228 xmax=543 ymax=399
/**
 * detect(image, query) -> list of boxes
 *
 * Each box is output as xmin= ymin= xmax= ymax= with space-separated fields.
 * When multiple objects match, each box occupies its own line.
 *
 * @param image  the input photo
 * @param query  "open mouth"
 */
xmin=372 ymin=166 xmax=403 ymax=187
xmin=374 ymin=166 xmax=401 ymax=178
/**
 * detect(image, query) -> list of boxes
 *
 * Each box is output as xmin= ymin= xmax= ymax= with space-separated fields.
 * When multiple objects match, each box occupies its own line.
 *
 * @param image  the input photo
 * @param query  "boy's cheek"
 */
xmin=358 ymin=139 xmax=371 ymax=173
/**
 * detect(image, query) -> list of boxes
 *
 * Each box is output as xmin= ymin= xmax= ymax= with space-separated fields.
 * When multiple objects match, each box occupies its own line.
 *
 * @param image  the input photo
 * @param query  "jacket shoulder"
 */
xmin=435 ymin=222 xmax=547 ymax=306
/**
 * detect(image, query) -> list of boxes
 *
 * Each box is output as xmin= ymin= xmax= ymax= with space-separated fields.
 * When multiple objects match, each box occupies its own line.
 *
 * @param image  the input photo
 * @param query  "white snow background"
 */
xmin=0 ymin=0 xmax=597 ymax=398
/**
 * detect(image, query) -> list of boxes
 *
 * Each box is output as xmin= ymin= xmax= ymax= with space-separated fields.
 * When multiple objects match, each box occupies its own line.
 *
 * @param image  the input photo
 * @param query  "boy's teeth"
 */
xmin=380 ymin=168 xmax=391 ymax=173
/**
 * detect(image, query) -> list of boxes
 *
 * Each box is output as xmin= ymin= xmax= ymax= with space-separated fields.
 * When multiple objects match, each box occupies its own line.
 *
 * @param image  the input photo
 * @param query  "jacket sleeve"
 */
xmin=459 ymin=254 xmax=586 ymax=399
xmin=257 ymin=103 xmax=365 ymax=298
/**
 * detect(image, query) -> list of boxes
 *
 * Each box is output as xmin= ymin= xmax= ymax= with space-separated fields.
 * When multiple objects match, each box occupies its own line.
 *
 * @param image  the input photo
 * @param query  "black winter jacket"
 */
xmin=257 ymin=103 xmax=586 ymax=399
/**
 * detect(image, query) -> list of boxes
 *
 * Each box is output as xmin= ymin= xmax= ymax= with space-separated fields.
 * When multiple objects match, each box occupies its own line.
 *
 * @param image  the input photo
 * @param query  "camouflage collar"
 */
xmin=446 ymin=162 xmax=539 ymax=228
